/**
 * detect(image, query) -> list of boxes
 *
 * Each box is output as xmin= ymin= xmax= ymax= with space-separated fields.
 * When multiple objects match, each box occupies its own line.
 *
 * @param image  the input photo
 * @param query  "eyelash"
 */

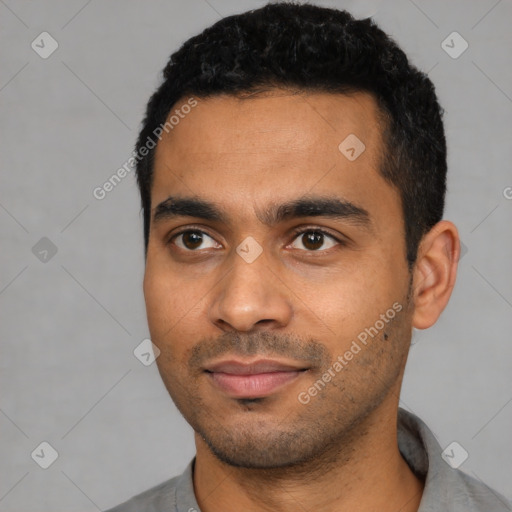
xmin=289 ymin=227 xmax=343 ymax=249
xmin=168 ymin=225 xmax=345 ymax=252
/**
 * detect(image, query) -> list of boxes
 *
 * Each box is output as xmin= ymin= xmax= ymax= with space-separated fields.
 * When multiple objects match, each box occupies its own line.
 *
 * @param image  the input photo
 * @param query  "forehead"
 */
xmin=155 ymin=90 xmax=383 ymax=161
xmin=151 ymin=91 xmax=400 ymax=228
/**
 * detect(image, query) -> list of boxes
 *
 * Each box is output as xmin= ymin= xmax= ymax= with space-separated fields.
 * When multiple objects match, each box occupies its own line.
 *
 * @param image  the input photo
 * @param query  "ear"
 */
xmin=411 ymin=220 xmax=460 ymax=330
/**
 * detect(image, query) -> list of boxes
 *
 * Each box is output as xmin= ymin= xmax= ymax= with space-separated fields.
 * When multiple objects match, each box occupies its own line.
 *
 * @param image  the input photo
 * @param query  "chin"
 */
xmin=198 ymin=424 xmax=325 ymax=469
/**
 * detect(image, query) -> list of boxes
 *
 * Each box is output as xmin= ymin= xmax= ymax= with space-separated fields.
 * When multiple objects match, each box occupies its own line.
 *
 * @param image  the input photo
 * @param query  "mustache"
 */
xmin=188 ymin=331 xmax=331 ymax=371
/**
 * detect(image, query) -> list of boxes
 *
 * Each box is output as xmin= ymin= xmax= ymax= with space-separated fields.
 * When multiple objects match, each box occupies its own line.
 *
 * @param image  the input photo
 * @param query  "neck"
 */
xmin=193 ymin=403 xmax=424 ymax=512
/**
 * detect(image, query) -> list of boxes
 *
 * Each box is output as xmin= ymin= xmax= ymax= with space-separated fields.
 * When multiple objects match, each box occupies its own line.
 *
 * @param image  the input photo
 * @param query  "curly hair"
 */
xmin=135 ymin=1 xmax=447 ymax=267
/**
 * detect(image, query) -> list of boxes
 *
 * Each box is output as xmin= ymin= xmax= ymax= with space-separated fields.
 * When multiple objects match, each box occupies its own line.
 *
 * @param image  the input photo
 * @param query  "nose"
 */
xmin=208 ymin=249 xmax=294 ymax=333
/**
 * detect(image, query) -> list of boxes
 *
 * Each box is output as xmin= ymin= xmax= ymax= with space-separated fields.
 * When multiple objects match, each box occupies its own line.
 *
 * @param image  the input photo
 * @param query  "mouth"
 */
xmin=204 ymin=359 xmax=309 ymax=399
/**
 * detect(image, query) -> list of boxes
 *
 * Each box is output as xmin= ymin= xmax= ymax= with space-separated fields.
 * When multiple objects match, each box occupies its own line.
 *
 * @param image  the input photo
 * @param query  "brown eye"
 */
xmin=290 ymin=229 xmax=339 ymax=251
xmin=172 ymin=230 xmax=219 ymax=251
xmin=182 ymin=231 xmax=203 ymax=249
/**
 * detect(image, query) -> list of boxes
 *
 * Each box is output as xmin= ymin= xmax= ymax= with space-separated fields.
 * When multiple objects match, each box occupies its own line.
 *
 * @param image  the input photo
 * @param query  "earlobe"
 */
xmin=411 ymin=221 xmax=460 ymax=330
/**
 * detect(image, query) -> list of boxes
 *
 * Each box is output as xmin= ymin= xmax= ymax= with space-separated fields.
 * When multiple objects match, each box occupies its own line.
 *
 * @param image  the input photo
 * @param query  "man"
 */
xmin=105 ymin=3 xmax=510 ymax=511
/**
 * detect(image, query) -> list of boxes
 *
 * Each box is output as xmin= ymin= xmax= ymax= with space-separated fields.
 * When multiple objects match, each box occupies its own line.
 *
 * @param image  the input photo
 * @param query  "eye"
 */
xmin=171 ymin=229 xmax=221 ymax=251
xmin=169 ymin=227 xmax=343 ymax=253
xmin=289 ymin=229 xmax=341 ymax=251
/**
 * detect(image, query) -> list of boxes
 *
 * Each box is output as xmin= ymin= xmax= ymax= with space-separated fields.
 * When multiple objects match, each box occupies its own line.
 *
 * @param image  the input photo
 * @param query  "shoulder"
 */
xmin=103 ymin=475 xmax=180 ymax=512
xmin=445 ymin=469 xmax=511 ymax=511
xmin=397 ymin=409 xmax=511 ymax=511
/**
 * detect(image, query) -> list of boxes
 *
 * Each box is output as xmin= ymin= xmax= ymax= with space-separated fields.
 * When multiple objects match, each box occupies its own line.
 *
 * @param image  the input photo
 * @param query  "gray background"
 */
xmin=1 ymin=0 xmax=511 ymax=510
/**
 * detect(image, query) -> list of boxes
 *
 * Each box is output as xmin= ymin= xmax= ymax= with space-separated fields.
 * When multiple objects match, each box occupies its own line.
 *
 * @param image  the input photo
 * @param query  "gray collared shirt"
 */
xmin=104 ymin=408 xmax=511 ymax=511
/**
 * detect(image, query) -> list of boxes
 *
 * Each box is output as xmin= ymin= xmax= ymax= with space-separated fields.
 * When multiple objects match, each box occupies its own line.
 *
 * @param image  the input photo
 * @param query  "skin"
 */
xmin=144 ymin=90 xmax=460 ymax=512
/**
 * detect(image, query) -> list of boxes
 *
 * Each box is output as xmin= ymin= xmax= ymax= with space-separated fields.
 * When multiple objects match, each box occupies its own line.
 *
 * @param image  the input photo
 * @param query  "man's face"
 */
xmin=144 ymin=91 xmax=414 ymax=469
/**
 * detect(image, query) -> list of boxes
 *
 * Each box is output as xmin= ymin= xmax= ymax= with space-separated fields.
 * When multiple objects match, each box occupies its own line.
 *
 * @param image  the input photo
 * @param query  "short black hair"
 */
xmin=135 ymin=1 xmax=447 ymax=267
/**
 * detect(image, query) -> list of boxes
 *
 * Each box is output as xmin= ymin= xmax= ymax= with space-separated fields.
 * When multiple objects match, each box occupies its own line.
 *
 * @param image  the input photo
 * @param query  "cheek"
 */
xmin=144 ymin=269 xmax=169 ymax=328
xmin=314 ymin=266 xmax=402 ymax=341
xmin=143 ymin=264 xmax=190 ymax=343
xmin=143 ymin=264 xmax=210 ymax=358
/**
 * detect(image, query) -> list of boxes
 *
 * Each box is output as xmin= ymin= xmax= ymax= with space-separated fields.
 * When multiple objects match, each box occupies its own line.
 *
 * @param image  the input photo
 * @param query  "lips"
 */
xmin=204 ymin=359 xmax=308 ymax=398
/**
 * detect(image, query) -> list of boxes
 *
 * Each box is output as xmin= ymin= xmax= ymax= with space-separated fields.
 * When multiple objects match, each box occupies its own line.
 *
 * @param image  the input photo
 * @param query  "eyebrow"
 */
xmin=152 ymin=195 xmax=372 ymax=230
